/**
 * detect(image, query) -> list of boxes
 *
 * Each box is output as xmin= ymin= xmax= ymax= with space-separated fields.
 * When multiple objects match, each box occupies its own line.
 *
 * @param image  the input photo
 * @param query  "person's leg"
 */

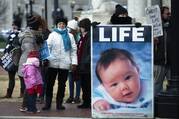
xmin=27 ymin=93 xmax=37 ymax=112
xmin=78 ymin=72 xmax=91 ymax=108
xmin=38 ymin=66 xmax=47 ymax=103
xmin=74 ymin=79 xmax=81 ymax=103
xmin=66 ymin=71 xmax=74 ymax=103
xmin=19 ymin=76 xmax=25 ymax=98
xmin=19 ymin=90 xmax=28 ymax=112
xmin=3 ymin=70 xmax=16 ymax=98
xmin=154 ymin=65 xmax=166 ymax=96
xmin=42 ymin=68 xmax=57 ymax=110
xmin=56 ymin=69 xmax=69 ymax=110
xmin=18 ymin=76 xmax=28 ymax=111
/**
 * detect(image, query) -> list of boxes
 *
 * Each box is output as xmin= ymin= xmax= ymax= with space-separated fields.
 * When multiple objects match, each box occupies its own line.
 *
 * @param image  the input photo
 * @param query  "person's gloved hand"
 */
xmin=71 ymin=64 xmax=77 ymax=72
xmin=43 ymin=59 xmax=49 ymax=67
xmin=91 ymin=21 xmax=101 ymax=28
xmin=135 ymin=22 xmax=142 ymax=28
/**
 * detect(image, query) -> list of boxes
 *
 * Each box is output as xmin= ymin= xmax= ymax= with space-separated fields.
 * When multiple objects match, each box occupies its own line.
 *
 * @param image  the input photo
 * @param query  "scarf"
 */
xmin=54 ymin=28 xmax=71 ymax=51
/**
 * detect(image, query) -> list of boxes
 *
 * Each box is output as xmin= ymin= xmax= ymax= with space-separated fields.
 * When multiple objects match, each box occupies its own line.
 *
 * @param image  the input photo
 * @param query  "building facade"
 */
xmin=0 ymin=0 xmax=170 ymax=31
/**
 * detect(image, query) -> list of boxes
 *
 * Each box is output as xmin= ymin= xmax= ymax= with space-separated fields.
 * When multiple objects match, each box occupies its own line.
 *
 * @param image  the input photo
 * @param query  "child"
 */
xmin=93 ymin=48 xmax=151 ymax=111
xmin=22 ymin=50 xmax=43 ymax=113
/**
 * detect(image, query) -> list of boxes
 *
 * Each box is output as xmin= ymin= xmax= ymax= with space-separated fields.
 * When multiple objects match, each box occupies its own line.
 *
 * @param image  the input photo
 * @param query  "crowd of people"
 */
xmin=1 ymin=13 xmax=92 ymax=113
xmin=0 ymin=3 xmax=171 ymax=114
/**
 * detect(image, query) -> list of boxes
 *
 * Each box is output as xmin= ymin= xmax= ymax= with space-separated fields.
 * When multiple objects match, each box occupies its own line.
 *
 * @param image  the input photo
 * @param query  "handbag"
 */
xmin=0 ymin=51 xmax=16 ymax=71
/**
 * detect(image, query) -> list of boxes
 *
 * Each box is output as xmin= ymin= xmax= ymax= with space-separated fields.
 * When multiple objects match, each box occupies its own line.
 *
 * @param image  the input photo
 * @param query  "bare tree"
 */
xmin=0 ymin=0 xmax=8 ymax=21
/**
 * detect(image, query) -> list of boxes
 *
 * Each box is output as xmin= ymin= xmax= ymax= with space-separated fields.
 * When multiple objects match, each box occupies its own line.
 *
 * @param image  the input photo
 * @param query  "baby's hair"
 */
xmin=96 ymin=48 xmax=138 ymax=83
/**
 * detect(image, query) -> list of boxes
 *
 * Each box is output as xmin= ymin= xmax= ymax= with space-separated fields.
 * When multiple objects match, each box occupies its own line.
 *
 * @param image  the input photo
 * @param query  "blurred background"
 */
xmin=0 ymin=0 xmax=171 ymax=50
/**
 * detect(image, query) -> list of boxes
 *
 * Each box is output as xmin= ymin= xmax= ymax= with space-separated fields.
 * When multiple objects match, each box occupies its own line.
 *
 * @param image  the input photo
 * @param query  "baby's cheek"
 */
xmin=110 ymin=90 xmax=120 ymax=99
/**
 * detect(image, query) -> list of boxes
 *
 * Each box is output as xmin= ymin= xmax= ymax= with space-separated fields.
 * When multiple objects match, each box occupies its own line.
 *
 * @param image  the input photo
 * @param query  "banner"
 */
xmin=92 ymin=25 xmax=154 ymax=118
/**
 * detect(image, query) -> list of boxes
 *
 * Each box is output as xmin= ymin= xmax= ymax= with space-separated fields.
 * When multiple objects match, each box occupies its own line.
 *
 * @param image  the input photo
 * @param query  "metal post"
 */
xmin=70 ymin=0 xmax=75 ymax=19
xmin=54 ymin=0 xmax=58 ymax=11
xmin=52 ymin=0 xmax=59 ymax=25
xmin=45 ymin=0 xmax=48 ymax=22
xmin=29 ymin=0 xmax=33 ymax=16
xmin=25 ymin=2 xmax=28 ymax=17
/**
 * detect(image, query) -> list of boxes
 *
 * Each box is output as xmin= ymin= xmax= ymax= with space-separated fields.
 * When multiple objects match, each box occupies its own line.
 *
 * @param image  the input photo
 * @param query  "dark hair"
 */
xmin=55 ymin=17 xmax=68 ymax=26
xmin=78 ymin=18 xmax=91 ymax=32
xmin=27 ymin=15 xmax=42 ymax=30
xmin=12 ymin=20 xmax=21 ymax=29
xmin=96 ymin=48 xmax=138 ymax=83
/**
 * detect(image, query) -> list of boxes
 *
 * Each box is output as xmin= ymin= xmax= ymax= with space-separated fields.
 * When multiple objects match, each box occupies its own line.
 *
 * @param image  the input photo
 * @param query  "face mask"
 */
xmin=57 ymin=28 xmax=66 ymax=31
xmin=67 ymin=28 xmax=71 ymax=33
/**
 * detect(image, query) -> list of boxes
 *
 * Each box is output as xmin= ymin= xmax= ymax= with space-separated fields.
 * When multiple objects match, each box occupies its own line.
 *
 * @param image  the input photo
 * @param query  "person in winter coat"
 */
xmin=77 ymin=18 xmax=91 ymax=109
xmin=66 ymin=18 xmax=81 ymax=104
xmin=2 ymin=20 xmax=22 ymax=98
xmin=22 ymin=50 xmax=43 ymax=113
xmin=18 ymin=15 xmax=43 ymax=112
xmin=110 ymin=4 xmax=132 ymax=24
xmin=42 ymin=17 xmax=77 ymax=111
xmin=154 ymin=6 xmax=171 ymax=96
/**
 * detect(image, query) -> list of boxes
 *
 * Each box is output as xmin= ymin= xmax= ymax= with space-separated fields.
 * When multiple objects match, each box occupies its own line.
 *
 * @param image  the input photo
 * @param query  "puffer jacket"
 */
xmin=22 ymin=64 xmax=43 ymax=89
xmin=47 ymin=31 xmax=77 ymax=69
xmin=22 ymin=64 xmax=43 ymax=95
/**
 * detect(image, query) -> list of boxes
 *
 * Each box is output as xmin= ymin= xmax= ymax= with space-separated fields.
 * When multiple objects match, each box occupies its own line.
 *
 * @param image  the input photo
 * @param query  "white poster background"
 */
xmin=145 ymin=5 xmax=163 ymax=37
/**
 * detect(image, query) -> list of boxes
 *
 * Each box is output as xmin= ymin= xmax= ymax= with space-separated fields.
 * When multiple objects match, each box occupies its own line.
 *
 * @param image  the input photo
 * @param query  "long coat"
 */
xmin=18 ymin=28 xmax=42 ymax=77
xmin=77 ymin=32 xmax=91 ymax=73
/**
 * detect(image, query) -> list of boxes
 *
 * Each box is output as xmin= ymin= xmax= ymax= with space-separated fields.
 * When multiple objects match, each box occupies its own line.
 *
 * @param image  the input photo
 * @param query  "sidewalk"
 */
xmin=0 ymin=101 xmax=91 ymax=119
xmin=0 ymin=67 xmax=91 ymax=119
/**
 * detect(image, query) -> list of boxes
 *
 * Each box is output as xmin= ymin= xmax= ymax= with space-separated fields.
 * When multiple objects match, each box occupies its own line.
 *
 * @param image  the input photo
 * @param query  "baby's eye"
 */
xmin=111 ymin=83 xmax=118 ymax=87
xmin=125 ymin=75 xmax=132 ymax=80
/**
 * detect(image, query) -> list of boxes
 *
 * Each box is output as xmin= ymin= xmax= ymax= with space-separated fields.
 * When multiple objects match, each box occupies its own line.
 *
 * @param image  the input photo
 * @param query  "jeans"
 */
xmin=154 ymin=65 xmax=170 ymax=96
xmin=68 ymin=71 xmax=81 ymax=98
xmin=27 ymin=93 xmax=37 ymax=112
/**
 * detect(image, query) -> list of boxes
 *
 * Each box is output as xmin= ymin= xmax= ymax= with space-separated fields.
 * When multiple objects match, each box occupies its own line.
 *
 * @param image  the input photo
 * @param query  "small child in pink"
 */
xmin=22 ymin=50 xmax=43 ymax=113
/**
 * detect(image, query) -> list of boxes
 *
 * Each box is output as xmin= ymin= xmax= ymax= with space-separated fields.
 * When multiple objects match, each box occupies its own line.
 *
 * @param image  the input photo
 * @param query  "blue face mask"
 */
xmin=75 ymin=32 xmax=81 ymax=42
xmin=58 ymin=28 xmax=66 ymax=31
xmin=67 ymin=28 xmax=71 ymax=33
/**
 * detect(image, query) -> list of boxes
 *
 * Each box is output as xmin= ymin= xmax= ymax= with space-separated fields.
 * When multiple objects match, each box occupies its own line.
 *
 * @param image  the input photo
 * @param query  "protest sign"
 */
xmin=39 ymin=40 xmax=50 ymax=61
xmin=145 ymin=5 xmax=163 ymax=37
xmin=92 ymin=25 xmax=154 ymax=118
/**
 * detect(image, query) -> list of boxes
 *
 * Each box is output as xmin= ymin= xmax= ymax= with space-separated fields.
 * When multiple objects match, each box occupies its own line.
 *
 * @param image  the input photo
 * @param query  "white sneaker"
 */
xmin=36 ymin=109 xmax=41 ymax=113
xmin=19 ymin=107 xmax=27 ymax=112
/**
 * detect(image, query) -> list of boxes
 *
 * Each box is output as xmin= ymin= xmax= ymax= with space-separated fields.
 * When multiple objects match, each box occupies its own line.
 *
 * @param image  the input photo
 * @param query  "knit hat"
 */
xmin=79 ymin=18 xmax=91 ymax=32
xmin=55 ymin=17 xmax=68 ymax=26
xmin=27 ymin=15 xmax=41 ymax=30
xmin=26 ymin=50 xmax=40 ymax=66
xmin=115 ymin=4 xmax=128 ymax=15
xmin=67 ymin=19 xmax=78 ymax=30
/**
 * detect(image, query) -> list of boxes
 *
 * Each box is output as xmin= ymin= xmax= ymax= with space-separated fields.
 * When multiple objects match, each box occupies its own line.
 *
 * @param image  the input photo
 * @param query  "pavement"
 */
xmin=0 ymin=67 xmax=91 ymax=119
xmin=0 ymin=101 xmax=91 ymax=119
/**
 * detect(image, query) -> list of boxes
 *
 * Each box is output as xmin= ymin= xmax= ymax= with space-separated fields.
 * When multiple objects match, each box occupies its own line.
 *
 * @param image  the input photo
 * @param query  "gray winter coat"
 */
xmin=18 ymin=28 xmax=42 ymax=77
